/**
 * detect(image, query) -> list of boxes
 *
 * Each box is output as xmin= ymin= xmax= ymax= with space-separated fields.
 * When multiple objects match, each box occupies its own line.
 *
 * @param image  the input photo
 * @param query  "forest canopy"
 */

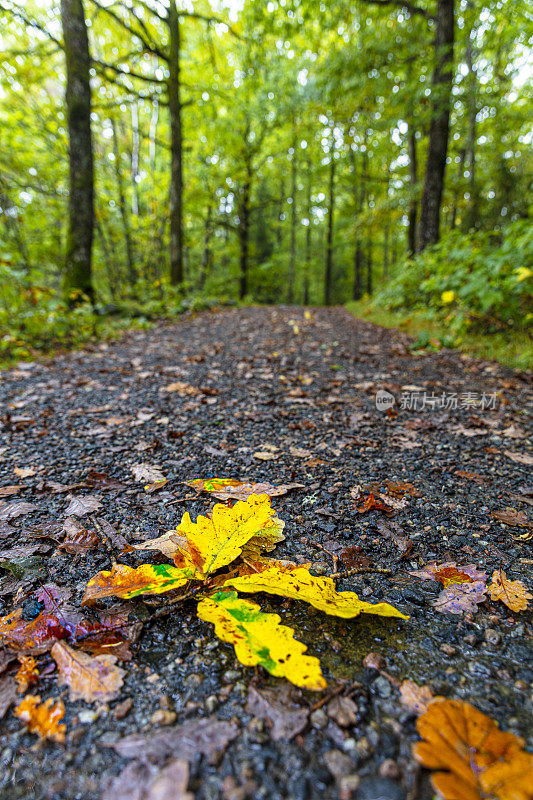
xmin=0 ymin=0 xmax=531 ymax=361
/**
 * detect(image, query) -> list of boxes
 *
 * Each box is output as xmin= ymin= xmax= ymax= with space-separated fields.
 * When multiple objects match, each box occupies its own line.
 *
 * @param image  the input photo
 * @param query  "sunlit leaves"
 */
xmin=224 ymin=562 xmax=408 ymax=620
xmin=413 ymin=699 xmax=533 ymax=800
xmin=82 ymin=563 xmax=195 ymax=604
xmin=197 ymin=591 xmax=326 ymax=691
xmin=15 ymin=695 xmax=66 ymax=742
xmin=186 ymin=478 xmax=304 ymax=502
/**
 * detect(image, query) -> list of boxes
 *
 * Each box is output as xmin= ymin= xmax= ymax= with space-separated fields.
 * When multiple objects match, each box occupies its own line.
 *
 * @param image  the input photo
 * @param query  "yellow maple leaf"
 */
xmin=488 ymin=570 xmax=531 ymax=612
xmin=224 ymin=562 xmax=408 ymax=619
xmin=413 ymin=699 xmax=532 ymax=800
xmin=175 ymin=493 xmax=275 ymax=576
xmin=197 ymin=591 xmax=326 ymax=691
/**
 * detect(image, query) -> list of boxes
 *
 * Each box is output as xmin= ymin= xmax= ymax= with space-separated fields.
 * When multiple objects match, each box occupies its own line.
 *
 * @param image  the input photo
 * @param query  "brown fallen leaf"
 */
xmin=60 ymin=517 xmax=99 ymax=554
xmin=14 ymin=694 xmax=66 ymax=742
xmin=399 ymin=680 xmax=440 ymax=716
xmin=101 ymin=759 xmax=194 ymax=800
xmin=0 ymin=674 xmax=18 ymax=720
xmin=488 ymin=570 xmax=531 ymax=612
xmin=51 ymin=641 xmax=125 ymax=703
xmin=185 ymin=478 xmax=305 ymax=502
xmin=376 ymin=519 xmax=413 ymax=557
xmin=413 ymin=699 xmax=533 ymax=800
xmin=131 ymin=463 xmax=166 ymax=483
xmin=163 ymin=381 xmax=202 ymax=396
xmin=65 ymin=495 xmax=102 ymax=517
xmin=246 ymin=685 xmax=308 ymax=741
xmin=0 ymin=485 xmax=26 ymax=498
xmin=491 ymin=508 xmax=530 ymax=527
xmin=0 ymin=502 xmax=37 ymax=521
xmin=504 ymin=450 xmax=533 ymax=466
xmin=111 ymin=715 xmax=239 ymax=763
xmin=14 ymin=467 xmax=36 ymax=478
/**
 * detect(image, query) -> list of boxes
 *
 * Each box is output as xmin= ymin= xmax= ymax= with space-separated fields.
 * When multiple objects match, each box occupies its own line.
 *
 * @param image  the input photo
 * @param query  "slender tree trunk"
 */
xmin=324 ymin=142 xmax=336 ymax=306
xmin=450 ymin=146 xmax=466 ymax=229
xmin=463 ymin=0 xmax=478 ymax=231
xmin=288 ymin=130 xmax=298 ymax=303
xmin=303 ymin=155 xmax=312 ymax=305
xmin=131 ymin=102 xmax=140 ymax=216
xmin=149 ymin=98 xmax=159 ymax=172
xmin=366 ymin=240 xmax=372 ymax=295
xmin=407 ymin=122 xmax=418 ymax=256
xmin=168 ymin=1 xmax=184 ymax=286
xmin=418 ymin=0 xmax=455 ymax=251
xmin=111 ymin=118 xmax=136 ymax=286
xmin=199 ymin=205 xmax=212 ymax=290
xmin=352 ymin=131 xmax=368 ymax=300
xmin=60 ymin=0 xmax=94 ymax=302
xmin=239 ymin=163 xmax=251 ymax=299
xmin=383 ymin=224 xmax=389 ymax=279
xmin=276 ymin=178 xmax=285 ymax=247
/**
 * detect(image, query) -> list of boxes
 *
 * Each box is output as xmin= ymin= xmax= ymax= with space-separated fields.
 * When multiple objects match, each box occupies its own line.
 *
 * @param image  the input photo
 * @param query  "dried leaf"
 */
xmin=163 ymin=381 xmax=201 ymax=396
xmin=174 ymin=493 xmax=275 ymax=576
xmin=51 ymin=641 xmax=124 ymax=703
xmin=112 ymin=715 xmax=239 ymax=763
xmin=15 ymin=656 xmax=39 ymax=693
xmin=413 ymin=699 xmax=533 ymax=800
xmin=246 ymin=685 xmax=308 ymax=740
xmin=376 ymin=519 xmax=413 ymax=557
xmin=0 ymin=674 xmax=17 ymax=720
xmin=186 ymin=478 xmax=305 ymax=502
xmin=491 ymin=508 xmax=530 ymax=527
xmin=224 ymin=562 xmax=408 ymax=620
xmin=14 ymin=467 xmax=36 ymax=478
xmin=433 ymin=581 xmax=487 ymax=615
xmin=399 ymin=680 xmax=440 ymax=716
xmin=15 ymin=694 xmax=66 ymax=742
xmin=410 ymin=562 xmax=486 ymax=588
xmin=60 ymin=518 xmax=99 ymax=554
xmin=65 ymin=495 xmax=102 ymax=517
xmin=0 ymin=485 xmax=25 ymax=498
xmin=0 ymin=502 xmax=37 ymax=521
xmin=197 ymin=590 xmax=326 ymax=691
xmin=352 ymin=491 xmax=395 ymax=515
xmin=82 ymin=563 xmax=195 ymax=604
xmin=131 ymin=463 xmax=165 ymax=483
xmin=504 ymin=450 xmax=533 ymax=466
xmin=101 ymin=760 xmax=194 ymax=800
xmin=488 ymin=570 xmax=531 ymax=612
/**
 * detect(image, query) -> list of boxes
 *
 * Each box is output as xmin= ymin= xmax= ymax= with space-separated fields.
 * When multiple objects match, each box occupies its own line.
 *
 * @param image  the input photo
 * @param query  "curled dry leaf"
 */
xmin=197 ymin=590 xmax=326 ymax=691
xmin=15 ymin=656 xmax=39 ymax=693
xmin=185 ymin=477 xmax=305 ymax=502
xmin=64 ymin=495 xmax=102 ymax=518
xmin=15 ymin=694 xmax=66 ymax=742
xmin=413 ymin=698 xmax=533 ymax=800
xmin=410 ymin=562 xmax=486 ymax=588
xmin=51 ymin=641 xmax=124 ymax=703
xmin=488 ymin=570 xmax=531 ymax=612
xmin=399 ymin=680 xmax=440 ymax=716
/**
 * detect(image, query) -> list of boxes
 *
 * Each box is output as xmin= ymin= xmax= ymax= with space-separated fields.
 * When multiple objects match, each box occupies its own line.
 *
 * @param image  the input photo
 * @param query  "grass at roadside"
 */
xmin=346 ymin=299 xmax=533 ymax=371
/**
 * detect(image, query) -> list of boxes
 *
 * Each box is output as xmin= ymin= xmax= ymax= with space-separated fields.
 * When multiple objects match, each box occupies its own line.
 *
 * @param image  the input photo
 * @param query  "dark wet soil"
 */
xmin=0 ymin=306 xmax=531 ymax=800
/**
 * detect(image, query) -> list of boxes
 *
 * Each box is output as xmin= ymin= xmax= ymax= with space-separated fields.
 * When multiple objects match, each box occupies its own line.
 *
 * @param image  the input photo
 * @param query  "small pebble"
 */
xmin=150 ymin=709 xmax=177 ymax=726
xmin=440 ymin=643 xmax=456 ymax=656
xmin=310 ymin=709 xmax=328 ymax=729
xmin=379 ymin=759 xmax=400 ymax=780
xmin=484 ymin=629 xmax=501 ymax=646
xmin=113 ymin=698 xmax=132 ymax=720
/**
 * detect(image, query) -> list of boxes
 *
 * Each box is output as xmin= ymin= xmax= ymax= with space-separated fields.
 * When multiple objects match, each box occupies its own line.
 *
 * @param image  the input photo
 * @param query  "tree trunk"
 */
xmin=168 ymin=1 xmax=183 ymax=286
xmin=366 ymin=240 xmax=373 ymax=295
xmin=111 ymin=118 xmax=136 ymax=286
xmin=199 ymin=205 xmax=212 ymax=290
xmin=60 ymin=0 xmax=94 ymax=303
xmin=239 ymin=165 xmax=251 ymax=300
xmin=276 ymin=178 xmax=285 ymax=247
xmin=463 ymin=0 xmax=478 ymax=231
xmin=131 ymin=102 xmax=140 ymax=216
xmin=417 ymin=0 xmax=455 ymax=251
xmin=287 ymin=131 xmax=297 ymax=303
xmin=324 ymin=142 xmax=336 ymax=306
xmin=407 ymin=122 xmax=418 ymax=256
xmin=303 ymin=155 xmax=312 ymax=305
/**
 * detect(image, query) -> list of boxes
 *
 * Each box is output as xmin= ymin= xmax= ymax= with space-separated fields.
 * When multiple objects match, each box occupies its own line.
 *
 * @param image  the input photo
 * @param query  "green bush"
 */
xmin=375 ymin=221 xmax=532 ymax=335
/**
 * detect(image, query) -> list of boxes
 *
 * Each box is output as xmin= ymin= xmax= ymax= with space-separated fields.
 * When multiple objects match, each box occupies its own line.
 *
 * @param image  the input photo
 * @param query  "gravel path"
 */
xmin=0 ymin=306 xmax=531 ymax=800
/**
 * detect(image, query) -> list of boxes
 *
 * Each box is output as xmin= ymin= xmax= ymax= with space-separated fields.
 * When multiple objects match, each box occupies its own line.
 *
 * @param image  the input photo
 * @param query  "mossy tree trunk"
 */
xmin=60 ymin=0 xmax=94 ymax=303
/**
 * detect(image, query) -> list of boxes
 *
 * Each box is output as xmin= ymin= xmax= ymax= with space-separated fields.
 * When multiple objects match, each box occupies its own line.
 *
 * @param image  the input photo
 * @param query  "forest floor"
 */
xmin=0 ymin=306 xmax=532 ymax=800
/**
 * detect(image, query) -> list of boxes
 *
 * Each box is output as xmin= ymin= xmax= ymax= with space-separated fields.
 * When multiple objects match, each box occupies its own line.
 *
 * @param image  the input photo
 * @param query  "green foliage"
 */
xmin=372 ymin=222 xmax=532 ymax=336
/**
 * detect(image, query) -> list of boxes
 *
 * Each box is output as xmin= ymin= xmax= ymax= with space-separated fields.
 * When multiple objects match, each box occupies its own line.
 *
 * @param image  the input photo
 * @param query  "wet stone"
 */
xmin=356 ymin=777 xmax=406 ymax=800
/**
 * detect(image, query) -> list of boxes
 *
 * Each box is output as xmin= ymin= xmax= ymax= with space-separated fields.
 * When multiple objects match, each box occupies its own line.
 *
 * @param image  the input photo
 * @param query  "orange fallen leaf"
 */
xmin=413 ymin=699 xmax=533 ymax=800
xmin=488 ymin=570 xmax=531 ymax=612
xmin=491 ymin=508 xmax=530 ymax=527
xmin=15 ymin=694 xmax=66 ymax=742
xmin=51 ymin=641 xmax=124 ymax=703
xmin=399 ymin=680 xmax=441 ymax=716
xmin=15 ymin=656 xmax=39 ymax=694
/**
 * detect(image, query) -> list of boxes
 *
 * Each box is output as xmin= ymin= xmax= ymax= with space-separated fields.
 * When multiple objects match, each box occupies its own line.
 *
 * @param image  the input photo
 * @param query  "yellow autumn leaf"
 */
xmin=197 ymin=590 xmax=326 ymax=691
xmin=82 ymin=563 xmax=196 ymax=604
xmin=240 ymin=516 xmax=286 ymax=560
xmin=175 ymin=493 xmax=276 ymax=576
xmin=488 ymin=570 xmax=531 ymax=612
xmin=224 ymin=562 xmax=408 ymax=620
